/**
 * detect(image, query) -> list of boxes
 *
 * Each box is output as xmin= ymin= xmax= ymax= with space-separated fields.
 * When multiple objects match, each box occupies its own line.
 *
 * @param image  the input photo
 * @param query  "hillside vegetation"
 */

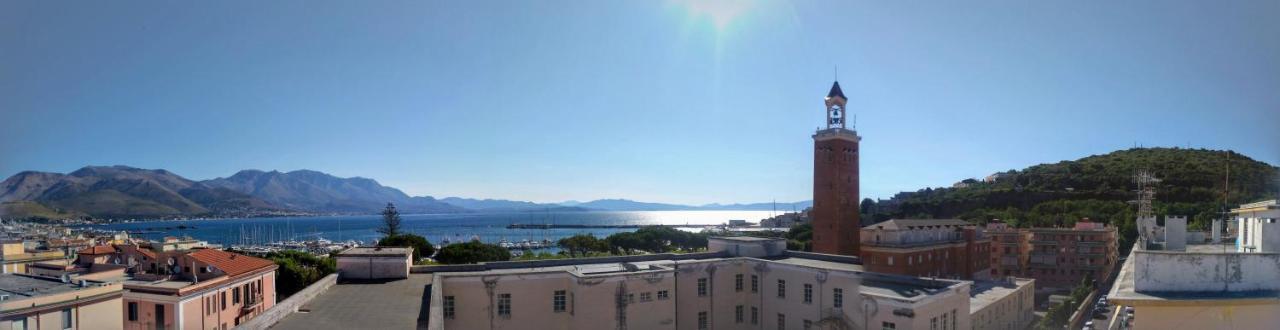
xmin=863 ymin=148 xmax=1279 ymax=251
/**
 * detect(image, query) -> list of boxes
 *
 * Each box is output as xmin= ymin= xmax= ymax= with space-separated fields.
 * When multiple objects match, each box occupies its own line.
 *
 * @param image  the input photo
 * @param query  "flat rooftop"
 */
xmin=970 ymin=278 xmax=1034 ymax=314
xmin=272 ymin=274 xmax=434 ymax=330
xmin=1109 ymin=247 xmax=1280 ymax=305
xmin=0 ymin=274 xmax=82 ymax=300
xmin=340 ymin=247 xmax=412 ymax=257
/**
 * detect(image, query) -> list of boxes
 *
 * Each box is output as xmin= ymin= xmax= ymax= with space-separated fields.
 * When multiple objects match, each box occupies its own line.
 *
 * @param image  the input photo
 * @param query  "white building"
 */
xmin=1236 ymin=200 xmax=1280 ymax=253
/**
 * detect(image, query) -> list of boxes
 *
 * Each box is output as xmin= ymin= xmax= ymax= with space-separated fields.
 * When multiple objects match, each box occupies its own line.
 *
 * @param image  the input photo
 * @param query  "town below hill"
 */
xmin=0 ymin=166 xmax=811 ymax=221
xmin=2 ymin=148 xmax=1275 ymax=226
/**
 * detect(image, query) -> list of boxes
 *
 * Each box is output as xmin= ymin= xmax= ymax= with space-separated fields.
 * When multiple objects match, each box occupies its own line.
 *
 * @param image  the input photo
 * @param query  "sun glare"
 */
xmin=674 ymin=0 xmax=753 ymax=31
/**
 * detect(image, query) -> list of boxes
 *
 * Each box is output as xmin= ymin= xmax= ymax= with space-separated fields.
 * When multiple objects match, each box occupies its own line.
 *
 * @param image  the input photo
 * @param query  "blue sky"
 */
xmin=2 ymin=1 xmax=1277 ymax=205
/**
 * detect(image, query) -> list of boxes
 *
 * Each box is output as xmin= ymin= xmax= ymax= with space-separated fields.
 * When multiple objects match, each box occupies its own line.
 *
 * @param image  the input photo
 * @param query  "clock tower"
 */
xmin=811 ymin=80 xmax=862 ymax=256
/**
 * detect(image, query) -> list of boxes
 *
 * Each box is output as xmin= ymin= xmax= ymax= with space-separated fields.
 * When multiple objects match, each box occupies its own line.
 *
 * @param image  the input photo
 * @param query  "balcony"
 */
xmin=1076 ymin=241 xmax=1104 ymax=246
xmin=1029 ymin=240 xmax=1058 ymax=245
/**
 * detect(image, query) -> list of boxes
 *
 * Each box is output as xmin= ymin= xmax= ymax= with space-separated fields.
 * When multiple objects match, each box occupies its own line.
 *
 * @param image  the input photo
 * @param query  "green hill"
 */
xmin=863 ymin=148 xmax=1280 ymax=250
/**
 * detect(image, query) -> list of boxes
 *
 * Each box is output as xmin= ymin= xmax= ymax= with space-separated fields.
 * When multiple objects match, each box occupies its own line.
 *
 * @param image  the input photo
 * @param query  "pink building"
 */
xmin=73 ymin=245 xmax=278 ymax=330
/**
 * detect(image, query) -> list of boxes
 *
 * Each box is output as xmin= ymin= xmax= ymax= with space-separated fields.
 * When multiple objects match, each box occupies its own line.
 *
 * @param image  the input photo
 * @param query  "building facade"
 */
xmin=859 ymin=219 xmax=992 ymax=280
xmin=968 ymin=278 xmax=1035 ymax=330
xmin=430 ymin=237 xmax=976 ymax=330
xmin=1235 ymin=200 xmax=1279 ymax=253
xmin=0 ymin=273 xmax=125 ymax=330
xmin=811 ymin=81 xmax=862 ymax=256
xmin=985 ymin=221 xmax=1118 ymax=289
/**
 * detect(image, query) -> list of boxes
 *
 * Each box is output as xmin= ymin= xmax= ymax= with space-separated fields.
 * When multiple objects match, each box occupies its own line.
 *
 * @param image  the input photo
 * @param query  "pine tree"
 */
xmin=378 ymin=202 xmax=401 ymax=237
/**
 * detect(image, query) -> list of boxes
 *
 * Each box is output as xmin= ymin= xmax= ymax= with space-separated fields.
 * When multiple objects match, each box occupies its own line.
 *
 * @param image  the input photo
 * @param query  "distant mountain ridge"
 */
xmin=203 ymin=169 xmax=462 ymax=214
xmin=1 ymin=166 xmax=799 ymax=220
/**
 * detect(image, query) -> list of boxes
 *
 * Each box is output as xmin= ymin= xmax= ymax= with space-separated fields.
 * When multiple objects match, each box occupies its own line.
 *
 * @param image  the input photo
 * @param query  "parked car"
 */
xmin=1084 ymin=320 xmax=1095 ymax=329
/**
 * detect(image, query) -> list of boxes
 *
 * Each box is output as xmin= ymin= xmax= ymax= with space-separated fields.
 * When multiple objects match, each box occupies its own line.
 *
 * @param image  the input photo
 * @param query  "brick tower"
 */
xmin=811 ymin=81 xmax=861 ymax=255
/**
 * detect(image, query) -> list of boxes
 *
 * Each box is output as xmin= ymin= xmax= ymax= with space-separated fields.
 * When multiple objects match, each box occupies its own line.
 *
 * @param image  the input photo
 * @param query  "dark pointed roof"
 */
xmin=826 ymin=81 xmax=846 ymax=100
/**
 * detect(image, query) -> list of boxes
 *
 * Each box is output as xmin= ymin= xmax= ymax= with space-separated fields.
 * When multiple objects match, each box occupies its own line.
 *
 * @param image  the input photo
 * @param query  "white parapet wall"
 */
xmin=1133 ymin=251 xmax=1280 ymax=292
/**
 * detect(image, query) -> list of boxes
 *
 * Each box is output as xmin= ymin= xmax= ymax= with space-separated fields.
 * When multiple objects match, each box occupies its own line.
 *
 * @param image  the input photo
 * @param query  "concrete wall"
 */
xmin=1132 ymin=303 xmax=1280 ymax=330
xmin=234 ymin=273 xmax=337 ymax=330
xmin=970 ymin=280 xmax=1034 ymax=330
xmin=707 ymin=238 xmax=786 ymax=258
xmin=337 ymin=255 xmax=410 ymax=280
xmin=1133 ymin=251 xmax=1280 ymax=292
xmin=1164 ymin=216 xmax=1187 ymax=251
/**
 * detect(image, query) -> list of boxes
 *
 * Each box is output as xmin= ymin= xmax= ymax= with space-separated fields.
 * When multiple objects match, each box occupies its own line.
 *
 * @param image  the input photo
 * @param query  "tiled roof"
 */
xmin=79 ymin=245 xmax=116 ymax=255
xmin=865 ymin=219 xmax=972 ymax=230
xmin=188 ymin=249 xmax=275 ymax=277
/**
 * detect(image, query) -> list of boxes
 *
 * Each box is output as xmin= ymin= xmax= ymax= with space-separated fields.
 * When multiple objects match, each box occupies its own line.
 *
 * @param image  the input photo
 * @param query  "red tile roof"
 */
xmin=79 ymin=245 xmax=116 ymax=255
xmin=188 ymin=249 xmax=276 ymax=277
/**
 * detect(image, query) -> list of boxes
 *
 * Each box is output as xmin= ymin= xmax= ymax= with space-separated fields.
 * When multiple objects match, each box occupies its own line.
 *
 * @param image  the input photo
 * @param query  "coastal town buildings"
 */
xmin=0 ymin=273 xmax=125 ymax=330
xmin=1 ymin=238 xmax=66 ymax=274
xmin=985 ymin=220 xmax=1118 ymax=289
xmin=811 ymin=81 xmax=863 ymax=256
xmin=858 ymin=219 xmax=992 ymax=280
xmin=1109 ymin=200 xmax=1280 ymax=330
xmin=259 ymin=236 xmax=1035 ymax=330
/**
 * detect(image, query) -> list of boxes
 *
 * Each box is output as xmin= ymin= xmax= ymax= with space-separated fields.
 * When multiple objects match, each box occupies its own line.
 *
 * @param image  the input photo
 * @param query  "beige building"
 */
xmin=429 ymin=237 xmax=975 ymax=330
xmin=2 ymin=239 xmax=67 ymax=274
xmin=0 ymin=273 xmax=125 ymax=330
xmin=968 ymin=278 xmax=1034 ymax=330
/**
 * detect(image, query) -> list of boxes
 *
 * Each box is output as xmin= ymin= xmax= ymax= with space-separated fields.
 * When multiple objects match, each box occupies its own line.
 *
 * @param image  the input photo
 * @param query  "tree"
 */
xmin=605 ymin=232 xmax=644 ymax=255
xmin=558 ymin=234 xmax=608 ymax=257
xmin=377 ymin=202 xmax=402 ymax=237
xmin=435 ymin=241 xmax=511 ymax=264
xmin=266 ymin=250 xmax=335 ymax=298
xmin=378 ymin=233 xmax=435 ymax=261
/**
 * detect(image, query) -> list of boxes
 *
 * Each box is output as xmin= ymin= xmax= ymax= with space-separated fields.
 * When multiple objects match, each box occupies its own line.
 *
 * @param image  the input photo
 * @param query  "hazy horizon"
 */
xmin=4 ymin=1 xmax=1278 ymax=205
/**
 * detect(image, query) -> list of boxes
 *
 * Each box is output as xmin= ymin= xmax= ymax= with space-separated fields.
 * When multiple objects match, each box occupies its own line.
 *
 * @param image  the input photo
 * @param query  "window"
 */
xmin=698 ymin=311 xmax=708 ymax=330
xmin=11 ymin=319 xmax=24 ymax=330
xmin=697 ymin=278 xmax=708 ymax=296
xmin=804 ymin=319 xmax=813 ymax=330
xmin=778 ymin=313 xmax=786 ymax=330
xmin=221 ymin=291 xmax=227 ymax=310
xmin=128 ymin=302 xmax=138 ymax=321
xmin=777 ymin=280 xmax=786 ymax=298
xmin=498 ymin=293 xmax=511 ymax=316
xmin=803 ymin=284 xmax=813 ymax=304
xmin=950 ymin=309 xmax=957 ymax=330
xmin=751 ymin=275 xmax=759 ymax=292
xmin=657 ymin=290 xmax=669 ymax=300
xmin=882 ymin=321 xmax=897 ymax=330
xmin=887 ymin=256 xmax=893 ymax=265
xmin=61 ymin=308 xmax=71 ymax=330
xmin=735 ymin=274 xmax=744 ymax=292
xmin=206 ymin=296 xmax=212 ymax=315
xmin=443 ymin=296 xmax=456 ymax=319
xmin=234 ymin=286 xmax=241 ymax=304
xmin=553 ymin=290 xmax=566 ymax=312
xmin=908 ymin=256 xmax=913 ymax=265
xmin=735 ymin=305 xmax=744 ymax=323
xmin=833 ymin=288 xmax=843 ymax=308
xmin=627 ymin=293 xmax=634 ymax=303
xmin=931 ymin=317 xmax=938 ymax=330
xmin=751 ymin=307 xmax=759 ymax=324
xmin=941 ymin=311 xmax=948 ymax=330
xmin=639 ymin=292 xmax=651 ymax=302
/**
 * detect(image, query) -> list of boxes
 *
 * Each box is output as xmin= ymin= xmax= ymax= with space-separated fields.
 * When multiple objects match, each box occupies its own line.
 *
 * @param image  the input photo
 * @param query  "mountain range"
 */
xmin=0 ymin=166 xmax=809 ymax=220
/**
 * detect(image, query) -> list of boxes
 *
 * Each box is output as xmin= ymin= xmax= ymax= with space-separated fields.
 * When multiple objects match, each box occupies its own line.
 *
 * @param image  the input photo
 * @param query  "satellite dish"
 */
xmin=205 ymin=266 xmax=215 ymax=273
xmin=167 ymin=257 xmax=176 ymax=266
xmin=112 ymin=257 xmax=121 ymax=265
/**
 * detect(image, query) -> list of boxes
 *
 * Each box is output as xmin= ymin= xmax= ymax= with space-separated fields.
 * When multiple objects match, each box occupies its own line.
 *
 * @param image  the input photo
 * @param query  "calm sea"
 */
xmin=86 ymin=210 xmax=778 ymax=247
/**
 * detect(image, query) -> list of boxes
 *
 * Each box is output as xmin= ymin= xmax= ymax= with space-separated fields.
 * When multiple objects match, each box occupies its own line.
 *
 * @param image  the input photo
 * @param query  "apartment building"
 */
xmin=1 ymin=239 xmax=66 ymax=274
xmin=859 ymin=219 xmax=992 ymax=280
xmin=969 ymin=277 xmax=1034 ymax=330
xmin=425 ymin=237 xmax=976 ymax=330
xmin=0 ymin=273 xmax=125 ymax=330
xmin=985 ymin=220 xmax=1118 ymax=289
xmin=29 ymin=244 xmax=278 ymax=330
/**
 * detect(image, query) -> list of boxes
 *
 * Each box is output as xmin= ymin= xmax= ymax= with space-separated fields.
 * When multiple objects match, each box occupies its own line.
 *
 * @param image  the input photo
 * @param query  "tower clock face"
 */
xmin=831 ymin=105 xmax=842 ymax=117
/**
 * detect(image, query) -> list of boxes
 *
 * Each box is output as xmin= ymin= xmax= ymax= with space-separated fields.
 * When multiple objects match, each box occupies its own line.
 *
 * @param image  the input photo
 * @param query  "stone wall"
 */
xmin=1133 ymin=251 xmax=1280 ymax=292
xmin=234 ymin=273 xmax=338 ymax=330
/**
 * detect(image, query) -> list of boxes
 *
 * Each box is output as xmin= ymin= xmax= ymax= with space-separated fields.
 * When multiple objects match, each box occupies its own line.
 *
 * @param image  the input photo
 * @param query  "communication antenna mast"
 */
xmin=1133 ymin=170 xmax=1160 ymax=243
